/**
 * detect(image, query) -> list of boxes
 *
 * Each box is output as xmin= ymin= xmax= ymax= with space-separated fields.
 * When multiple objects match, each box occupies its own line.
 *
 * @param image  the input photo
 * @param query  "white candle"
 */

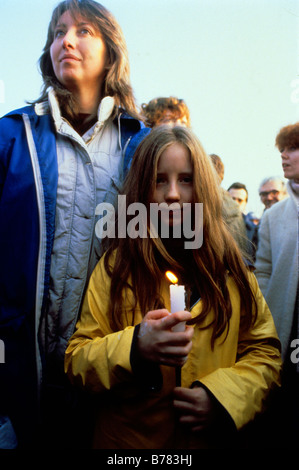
xmin=170 ymin=284 xmax=185 ymax=312
xmin=170 ymin=284 xmax=186 ymax=332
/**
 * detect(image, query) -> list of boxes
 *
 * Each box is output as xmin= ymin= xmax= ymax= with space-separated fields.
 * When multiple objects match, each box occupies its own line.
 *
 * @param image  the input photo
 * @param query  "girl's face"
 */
xmin=152 ymin=142 xmax=193 ymax=226
xmin=50 ymin=10 xmax=108 ymax=94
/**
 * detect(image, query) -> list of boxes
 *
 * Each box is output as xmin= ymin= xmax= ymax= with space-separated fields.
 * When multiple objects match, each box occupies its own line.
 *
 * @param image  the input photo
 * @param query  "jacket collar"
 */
xmin=47 ymin=88 xmax=116 ymax=133
xmin=287 ymin=179 xmax=299 ymax=205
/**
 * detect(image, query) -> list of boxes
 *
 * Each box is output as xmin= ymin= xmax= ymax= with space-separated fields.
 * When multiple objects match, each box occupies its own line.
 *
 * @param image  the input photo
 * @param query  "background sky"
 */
xmin=0 ymin=0 xmax=298 ymax=216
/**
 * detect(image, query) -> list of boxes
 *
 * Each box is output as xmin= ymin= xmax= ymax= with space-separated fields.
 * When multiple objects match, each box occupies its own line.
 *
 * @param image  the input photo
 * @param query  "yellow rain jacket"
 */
xmin=65 ymin=255 xmax=281 ymax=449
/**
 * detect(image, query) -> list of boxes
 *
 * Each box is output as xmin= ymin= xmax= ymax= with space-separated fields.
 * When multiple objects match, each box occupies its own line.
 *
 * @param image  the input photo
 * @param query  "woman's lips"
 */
xmin=60 ymin=54 xmax=80 ymax=62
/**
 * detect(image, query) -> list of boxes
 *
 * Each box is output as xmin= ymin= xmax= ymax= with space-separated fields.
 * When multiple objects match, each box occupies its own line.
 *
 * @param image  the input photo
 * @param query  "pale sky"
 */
xmin=1 ymin=0 xmax=298 ymax=215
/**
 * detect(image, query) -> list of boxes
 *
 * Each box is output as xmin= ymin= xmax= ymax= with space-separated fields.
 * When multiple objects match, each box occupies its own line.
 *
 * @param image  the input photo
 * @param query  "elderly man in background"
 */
xmin=258 ymin=176 xmax=288 ymax=210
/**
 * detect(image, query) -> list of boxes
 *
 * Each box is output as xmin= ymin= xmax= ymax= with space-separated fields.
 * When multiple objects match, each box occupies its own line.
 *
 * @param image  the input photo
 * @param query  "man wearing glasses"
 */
xmin=258 ymin=176 xmax=288 ymax=210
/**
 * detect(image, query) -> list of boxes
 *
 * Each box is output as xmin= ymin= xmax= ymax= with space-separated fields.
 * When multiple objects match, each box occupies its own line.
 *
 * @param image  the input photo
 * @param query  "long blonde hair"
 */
xmin=32 ymin=0 xmax=139 ymax=119
xmin=104 ymin=126 xmax=257 ymax=346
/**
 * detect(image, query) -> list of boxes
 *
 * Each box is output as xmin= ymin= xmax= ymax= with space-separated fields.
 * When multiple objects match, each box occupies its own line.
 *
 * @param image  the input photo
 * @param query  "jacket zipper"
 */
xmin=23 ymin=113 xmax=46 ymax=403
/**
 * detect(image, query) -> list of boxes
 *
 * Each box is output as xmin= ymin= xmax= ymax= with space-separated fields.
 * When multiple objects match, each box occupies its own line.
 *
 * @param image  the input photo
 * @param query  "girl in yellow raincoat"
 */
xmin=65 ymin=126 xmax=281 ymax=449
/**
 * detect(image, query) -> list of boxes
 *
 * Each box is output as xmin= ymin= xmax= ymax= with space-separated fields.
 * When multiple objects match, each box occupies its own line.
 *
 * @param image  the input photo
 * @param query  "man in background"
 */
xmin=227 ymin=182 xmax=259 ymax=261
xmin=258 ymin=176 xmax=288 ymax=210
xmin=227 ymin=182 xmax=249 ymax=213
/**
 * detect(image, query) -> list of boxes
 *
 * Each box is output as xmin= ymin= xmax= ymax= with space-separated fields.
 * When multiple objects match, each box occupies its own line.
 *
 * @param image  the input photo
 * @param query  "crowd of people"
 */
xmin=0 ymin=0 xmax=298 ymax=451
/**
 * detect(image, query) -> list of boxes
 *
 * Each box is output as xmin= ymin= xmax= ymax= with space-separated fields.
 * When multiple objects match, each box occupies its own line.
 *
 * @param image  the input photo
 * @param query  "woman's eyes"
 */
xmin=54 ymin=29 xmax=65 ymax=38
xmin=79 ymin=27 xmax=92 ymax=35
xmin=54 ymin=27 xmax=92 ymax=38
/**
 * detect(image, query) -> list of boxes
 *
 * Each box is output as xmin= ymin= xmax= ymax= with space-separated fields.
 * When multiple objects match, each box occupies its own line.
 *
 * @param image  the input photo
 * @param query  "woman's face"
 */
xmin=281 ymin=146 xmax=299 ymax=183
xmin=152 ymin=142 xmax=193 ymax=226
xmin=50 ymin=10 xmax=108 ymax=93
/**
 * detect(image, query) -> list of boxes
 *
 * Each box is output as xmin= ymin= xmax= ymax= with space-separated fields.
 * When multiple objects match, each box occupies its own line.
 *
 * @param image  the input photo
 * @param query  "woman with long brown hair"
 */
xmin=36 ymin=0 xmax=140 ymax=122
xmin=65 ymin=126 xmax=281 ymax=449
xmin=0 ymin=0 xmax=149 ymax=449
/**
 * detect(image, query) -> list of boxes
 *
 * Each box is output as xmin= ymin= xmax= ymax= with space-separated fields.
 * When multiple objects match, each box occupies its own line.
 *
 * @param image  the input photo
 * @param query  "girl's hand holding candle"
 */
xmin=137 ymin=273 xmax=192 ymax=366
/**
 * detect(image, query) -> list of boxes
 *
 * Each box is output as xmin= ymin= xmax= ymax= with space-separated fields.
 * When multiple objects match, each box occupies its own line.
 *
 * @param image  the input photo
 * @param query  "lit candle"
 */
xmin=165 ymin=271 xmax=186 ymax=332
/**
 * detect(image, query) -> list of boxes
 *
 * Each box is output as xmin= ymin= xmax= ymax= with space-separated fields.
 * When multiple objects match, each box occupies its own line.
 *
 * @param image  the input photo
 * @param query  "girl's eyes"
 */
xmin=156 ymin=176 xmax=193 ymax=185
xmin=180 ymin=176 xmax=193 ymax=183
xmin=156 ymin=176 xmax=167 ymax=185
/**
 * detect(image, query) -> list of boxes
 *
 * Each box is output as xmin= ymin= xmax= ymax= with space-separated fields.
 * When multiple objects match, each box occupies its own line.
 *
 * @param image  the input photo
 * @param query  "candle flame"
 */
xmin=165 ymin=271 xmax=178 ymax=284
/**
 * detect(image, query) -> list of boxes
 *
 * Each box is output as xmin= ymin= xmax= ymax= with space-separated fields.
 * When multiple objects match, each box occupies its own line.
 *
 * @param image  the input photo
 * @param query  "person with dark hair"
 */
xmin=65 ymin=126 xmax=281 ymax=449
xmin=0 ymin=0 xmax=149 ymax=448
xmin=209 ymin=155 xmax=248 ymax=255
xmin=255 ymin=122 xmax=299 ymax=447
xmin=227 ymin=182 xmax=249 ymax=213
xmin=141 ymin=96 xmax=191 ymax=128
xmin=227 ymin=182 xmax=259 ymax=262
